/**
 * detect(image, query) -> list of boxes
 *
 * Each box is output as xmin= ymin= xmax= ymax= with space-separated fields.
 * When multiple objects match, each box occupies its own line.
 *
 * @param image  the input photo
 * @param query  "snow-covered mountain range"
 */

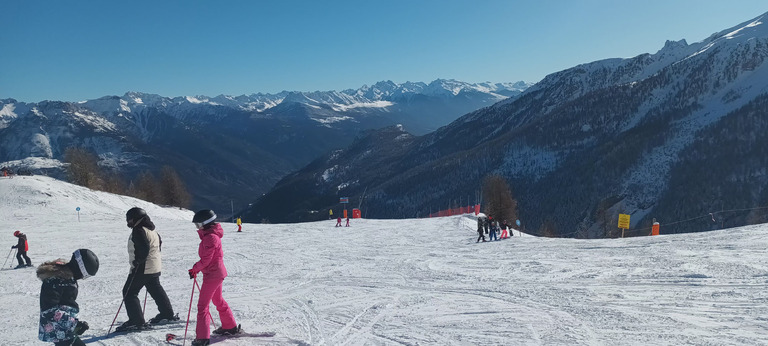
xmin=65 ymin=79 xmax=528 ymax=128
xmin=246 ymin=12 xmax=768 ymax=236
xmin=0 ymin=79 xmax=529 ymax=214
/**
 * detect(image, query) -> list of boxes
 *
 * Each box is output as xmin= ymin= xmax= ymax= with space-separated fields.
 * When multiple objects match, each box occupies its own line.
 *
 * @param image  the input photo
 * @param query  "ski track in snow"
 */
xmin=1 ymin=176 xmax=768 ymax=345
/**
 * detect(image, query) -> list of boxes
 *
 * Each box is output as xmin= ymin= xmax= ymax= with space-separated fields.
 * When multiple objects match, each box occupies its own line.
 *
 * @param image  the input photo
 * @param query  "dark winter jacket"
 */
xmin=128 ymin=217 xmax=162 ymax=276
xmin=37 ymin=260 xmax=81 ymax=343
xmin=12 ymin=234 xmax=28 ymax=252
xmin=477 ymin=218 xmax=484 ymax=232
xmin=37 ymin=260 xmax=79 ymax=311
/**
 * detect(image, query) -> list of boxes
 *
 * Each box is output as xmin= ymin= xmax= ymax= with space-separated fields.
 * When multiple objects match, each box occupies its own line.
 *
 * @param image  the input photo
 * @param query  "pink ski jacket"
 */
xmin=191 ymin=223 xmax=228 ymax=281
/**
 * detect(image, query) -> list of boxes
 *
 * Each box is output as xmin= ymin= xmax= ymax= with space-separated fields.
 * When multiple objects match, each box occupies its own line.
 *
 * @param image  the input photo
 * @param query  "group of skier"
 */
xmin=335 ymin=216 xmax=351 ymax=227
xmin=26 ymin=207 xmax=240 ymax=346
xmin=476 ymin=214 xmax=513 ymax=242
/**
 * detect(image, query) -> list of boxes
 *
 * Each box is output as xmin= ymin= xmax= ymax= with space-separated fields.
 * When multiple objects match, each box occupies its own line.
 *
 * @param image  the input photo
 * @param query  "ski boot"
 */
xmin=114 ymin=320 xmax=150 ymax=333
xmin=149 ymin=313 xmax=180 ymax=325
xmin=212 ymin=324 xmax=241 ymax=335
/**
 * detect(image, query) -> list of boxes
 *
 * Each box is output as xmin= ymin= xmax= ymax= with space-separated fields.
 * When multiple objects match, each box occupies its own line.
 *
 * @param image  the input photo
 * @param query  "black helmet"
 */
xmin=125 ymin=207 xmax=149 ymax=228
xmin=193 ymin=209 xmax=217 ymax=229
xmin=126 ymin=207 xmax=147 ymax=221
xmin=68 ymin=249 xmax=99 ymax=280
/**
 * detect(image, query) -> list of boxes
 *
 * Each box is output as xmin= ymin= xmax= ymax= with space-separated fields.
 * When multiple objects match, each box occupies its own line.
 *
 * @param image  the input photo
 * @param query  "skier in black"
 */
xmin=37 ymin=249 xmax=99 ymax=346
xmin=12 ymin=230 xmax=32 ymax=268
xmin=116 ymin=207 xmax=177 ymax=332
xmin=476 ymin=216 xmax=486 ymax=242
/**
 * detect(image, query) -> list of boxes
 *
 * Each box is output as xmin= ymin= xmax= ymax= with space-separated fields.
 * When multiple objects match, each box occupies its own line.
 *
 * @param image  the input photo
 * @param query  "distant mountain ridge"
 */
xmin=0 ymin=79 xmax=529 ymax=215
xmin=244 ymin=12 xmax=768 ymax=236
xmin=76 ymin=79 xmax=528 ymax=118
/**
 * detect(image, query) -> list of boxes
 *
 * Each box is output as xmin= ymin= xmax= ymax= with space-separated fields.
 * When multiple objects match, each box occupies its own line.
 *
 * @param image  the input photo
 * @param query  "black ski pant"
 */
xmin=16 ymin=250 xmax=31 ymax=266
xmin=476 ymin=230 xmax=486 ymax=242
xmin=122 ymin=273 xmax=174 ymax=323
xmin=54 ymin=336 xmax=85 ymax=346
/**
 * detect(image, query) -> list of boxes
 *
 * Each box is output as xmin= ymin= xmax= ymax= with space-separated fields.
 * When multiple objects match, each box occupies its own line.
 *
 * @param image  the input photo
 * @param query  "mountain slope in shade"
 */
xmin=244 ymin=12 xmax=768 ymax=236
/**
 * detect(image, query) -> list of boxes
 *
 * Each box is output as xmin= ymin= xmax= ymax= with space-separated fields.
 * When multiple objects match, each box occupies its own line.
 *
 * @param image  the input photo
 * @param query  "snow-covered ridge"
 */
xmin=71 ymin=79 xmax=531 ymax=118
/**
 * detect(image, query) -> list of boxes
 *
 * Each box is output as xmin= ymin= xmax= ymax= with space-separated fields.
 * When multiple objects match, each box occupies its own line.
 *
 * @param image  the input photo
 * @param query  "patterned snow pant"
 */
xmin=39 ymin=305 xmax=78 ymax=343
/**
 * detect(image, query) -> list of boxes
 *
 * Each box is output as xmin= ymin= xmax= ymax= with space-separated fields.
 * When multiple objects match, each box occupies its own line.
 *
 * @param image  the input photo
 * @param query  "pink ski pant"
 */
xmin=196 ymin=278 xmax=237 ymax=338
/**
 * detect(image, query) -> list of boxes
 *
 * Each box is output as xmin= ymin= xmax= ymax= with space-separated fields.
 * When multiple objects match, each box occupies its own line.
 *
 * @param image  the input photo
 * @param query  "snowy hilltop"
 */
xmin=1 ymin=175 xmax=768 ymax=345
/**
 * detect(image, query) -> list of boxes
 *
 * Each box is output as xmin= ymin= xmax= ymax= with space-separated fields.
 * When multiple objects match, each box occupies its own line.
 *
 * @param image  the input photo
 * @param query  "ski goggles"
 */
xmin=193 ymin=214 xmax=217 ymax=230
xmin=74 ymin=250 xmax=91 ymax=280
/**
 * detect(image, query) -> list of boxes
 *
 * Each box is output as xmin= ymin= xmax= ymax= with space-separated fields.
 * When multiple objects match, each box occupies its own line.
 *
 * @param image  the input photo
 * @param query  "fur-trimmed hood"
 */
xmin=36 ymin=260 xmax=75 ymax=281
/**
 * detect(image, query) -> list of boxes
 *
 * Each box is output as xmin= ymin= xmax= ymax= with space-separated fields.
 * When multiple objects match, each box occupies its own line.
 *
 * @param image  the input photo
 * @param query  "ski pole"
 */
xmin=195 ymin=279 xmax=217 ymax=330
xmin=9 ymin=249 xmax=17 ymax=268
xmin=183 ymin=277 xmax=197 ymax=346
xmin=107 ymin=299 xmax=126 ymax=335
xmin=107 ymin=272 xmax=137 ymax=335
xmin=2 ymin=249 xmax=12 ymax=268
xmin=142 ymin=289 xmax=148 ymax=317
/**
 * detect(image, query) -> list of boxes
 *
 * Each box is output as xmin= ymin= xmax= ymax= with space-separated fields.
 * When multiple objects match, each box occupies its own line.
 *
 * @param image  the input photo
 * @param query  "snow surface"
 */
xmin=2 ymin=175 xmax=768 ymax=345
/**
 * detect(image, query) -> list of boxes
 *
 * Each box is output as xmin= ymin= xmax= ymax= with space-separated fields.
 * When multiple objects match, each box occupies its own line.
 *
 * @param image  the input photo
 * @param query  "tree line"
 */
xmin=64 ymin=147 xmax=191 ymax=208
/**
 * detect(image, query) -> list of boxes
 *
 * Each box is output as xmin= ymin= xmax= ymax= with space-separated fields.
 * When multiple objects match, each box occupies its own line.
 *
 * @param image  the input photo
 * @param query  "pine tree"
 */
xmin=159 ymin=165 xmax=191 ymax=208
xmin=64 ymin=147 xmax=104 ymax=190
xmin=482 ymin=175 xmax=518 ymax=226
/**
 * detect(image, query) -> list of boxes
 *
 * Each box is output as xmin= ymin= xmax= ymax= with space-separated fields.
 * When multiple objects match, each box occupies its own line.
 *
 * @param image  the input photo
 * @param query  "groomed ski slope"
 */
xmin=1 ymin=175 xmax=767 ymax=345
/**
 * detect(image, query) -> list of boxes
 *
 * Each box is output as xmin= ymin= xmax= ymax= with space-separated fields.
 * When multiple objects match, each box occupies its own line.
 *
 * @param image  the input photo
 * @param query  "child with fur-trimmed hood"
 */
xmin=37 ymin=249 xmax=99 ymax=346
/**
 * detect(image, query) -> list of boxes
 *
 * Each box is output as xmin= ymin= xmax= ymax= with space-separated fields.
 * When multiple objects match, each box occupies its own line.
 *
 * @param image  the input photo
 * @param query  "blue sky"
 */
xmin=2 ymin=1 xmax=767 ymax=103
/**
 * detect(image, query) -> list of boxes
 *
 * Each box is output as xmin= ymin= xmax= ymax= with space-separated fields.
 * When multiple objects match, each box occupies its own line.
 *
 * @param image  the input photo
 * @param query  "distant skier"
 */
xmin=489 ymin=219 xmax=499 ymax=241
xmin=189 ymin=209 xmax=241 ymax=346
xmin=476 ymin=217 xmax=486 ymax=243
xmin=500 ymin=220 xmax=510 ymax=239
xmin=345 ymin=217 xmax=350 ymax=227
xmin=236 ymin=217 xmax=242 ymax=232
xmin=12 ymin=230 xmax=32 ymax=268
xmin=336 ymin=217 xmax=342 ymax=227
xmin=116 ymin=207 xmax=177 ymax=332
xmin=37 ymin=248 xmax=99 ymax=346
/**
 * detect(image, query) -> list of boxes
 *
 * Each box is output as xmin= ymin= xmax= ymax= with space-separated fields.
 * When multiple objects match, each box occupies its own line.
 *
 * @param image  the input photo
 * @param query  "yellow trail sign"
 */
xmin=618 ymin=214 xmax=631 ymax=230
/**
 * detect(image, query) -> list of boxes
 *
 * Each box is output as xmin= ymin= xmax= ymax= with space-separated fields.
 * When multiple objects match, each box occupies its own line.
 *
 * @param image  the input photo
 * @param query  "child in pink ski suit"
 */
xmin=188 ymin=210 xmax=239 ymax=346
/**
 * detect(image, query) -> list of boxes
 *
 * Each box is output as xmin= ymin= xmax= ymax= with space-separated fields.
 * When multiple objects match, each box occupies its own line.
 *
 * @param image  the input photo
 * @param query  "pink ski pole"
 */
xmin=107 ymin=273 xmax=137 ymax=335
xmin=183 ymin=277 xmax=197 ymax=346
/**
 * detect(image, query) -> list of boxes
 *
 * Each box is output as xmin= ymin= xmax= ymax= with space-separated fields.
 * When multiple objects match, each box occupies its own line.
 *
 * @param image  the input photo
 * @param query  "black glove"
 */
xmin=188 ymin=269 xmax=196 ymax=279
xmin=74 ymin=321 xmax=89 ymax=335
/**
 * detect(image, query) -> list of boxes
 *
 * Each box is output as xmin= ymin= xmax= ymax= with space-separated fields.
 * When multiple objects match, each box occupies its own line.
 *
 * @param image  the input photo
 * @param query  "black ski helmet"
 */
xmin=68 ymin=249 xmax=99 ymax=280
xmin=192 ymin=209 xmax=217 ymax=228
xmin=126 ymin=207 xmax=147 ymax=227
xmin=126 ymin=207 xmax=147 ymax=221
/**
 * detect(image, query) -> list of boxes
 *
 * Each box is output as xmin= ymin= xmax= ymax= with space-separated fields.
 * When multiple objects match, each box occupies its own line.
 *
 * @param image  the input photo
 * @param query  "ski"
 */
xmin=110 ymin=322 xmax=153 ymax=335
xmin=211 ymin=331 xmax=276 ymax=341
xmin=165 ymin=330 xmax=276 ymax=344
